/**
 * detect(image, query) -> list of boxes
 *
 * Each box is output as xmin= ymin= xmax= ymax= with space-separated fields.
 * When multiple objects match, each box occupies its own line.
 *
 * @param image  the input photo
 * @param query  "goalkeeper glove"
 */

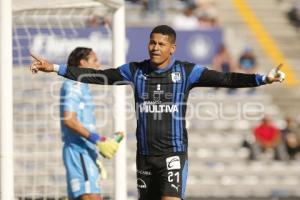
xmin=264 ymin=64 xmax=285 ymax=83
xmin=97 ymin=138 xmax=119 ymax=159
xmin=88 ymin=132 xmax=124 ymax=159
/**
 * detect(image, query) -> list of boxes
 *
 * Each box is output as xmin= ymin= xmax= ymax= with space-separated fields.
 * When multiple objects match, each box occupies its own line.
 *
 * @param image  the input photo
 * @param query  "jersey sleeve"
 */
xmin=187 ymin=64 xmax=207 ymax=87
xmin=58 ymin=64 xmax=128 ymax=85
xmin=117 ymin=63 xmax=134 ymax=82
xmin=191 ymin=68 xmax=266 ymax=88
xmin=62 ymin=82 xmax=81 ymax=112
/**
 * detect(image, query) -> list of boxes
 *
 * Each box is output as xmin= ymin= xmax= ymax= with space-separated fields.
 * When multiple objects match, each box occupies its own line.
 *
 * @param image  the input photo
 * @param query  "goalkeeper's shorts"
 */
xmin=63 ymin=144 xmax=101 ymax=198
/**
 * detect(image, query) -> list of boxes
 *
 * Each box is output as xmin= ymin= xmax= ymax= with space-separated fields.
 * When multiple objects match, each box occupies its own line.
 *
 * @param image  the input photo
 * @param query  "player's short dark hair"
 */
xmin=150 ymin=25 xmax=176 ymax=44
xmin=67 ymin=47 xmax=92 ymax=67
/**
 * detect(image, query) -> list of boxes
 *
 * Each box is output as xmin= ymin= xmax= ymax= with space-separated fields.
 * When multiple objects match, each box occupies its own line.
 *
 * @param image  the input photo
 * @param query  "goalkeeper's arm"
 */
xmin=63 ymin=111 xmax=92 ymax=139
xmin=64 ymin=111 xmax=123 ymax=159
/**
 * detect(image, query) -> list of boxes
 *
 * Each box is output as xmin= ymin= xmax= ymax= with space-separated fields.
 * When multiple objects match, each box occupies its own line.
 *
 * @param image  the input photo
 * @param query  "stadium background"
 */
xmin=7 ymin=0 xmax=300 ymax=199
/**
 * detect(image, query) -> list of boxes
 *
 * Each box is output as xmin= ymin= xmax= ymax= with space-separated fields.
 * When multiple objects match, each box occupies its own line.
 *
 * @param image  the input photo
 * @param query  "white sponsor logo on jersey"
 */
xmin=171 ymin=72 xmax=181 ymax=83
xmin=139 ymin=102 xmax=178 ymax=113
xmin=166 ymin=156 xmax=181 ymax=170
xmin=157 ymin=84 xmax=161 ymax=91
xmin=137 ymin=170 xmax=152 ymax=175
xmin=171 ymin=184 xmax=180 ymax=192
xmin=137 ymin=178 xmax=147 ymax=188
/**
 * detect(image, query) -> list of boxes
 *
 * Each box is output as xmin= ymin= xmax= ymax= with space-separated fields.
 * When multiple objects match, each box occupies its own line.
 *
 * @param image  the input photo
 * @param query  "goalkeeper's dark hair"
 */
xmin=150 ymin=25 xmax=176 ymax=44
xmin=67 ymin=47 xmax=92 ymax=67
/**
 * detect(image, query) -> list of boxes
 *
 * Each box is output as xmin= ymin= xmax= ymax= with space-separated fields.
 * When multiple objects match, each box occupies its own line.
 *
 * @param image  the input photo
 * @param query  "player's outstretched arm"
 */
xmin=30 ymin=54 xmax=125 ymax=85
xmin=192 ymin=64 xmax=285 ymax=88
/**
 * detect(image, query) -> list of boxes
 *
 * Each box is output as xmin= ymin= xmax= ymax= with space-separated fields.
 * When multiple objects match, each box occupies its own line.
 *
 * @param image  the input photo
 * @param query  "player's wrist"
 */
xmin=88 ymin=132 xmax=107 ymax=144
xmin=88 ymin=133 xmax=100 ymax=144
xmin=263 ymin=75 xmax=272 ymax=84
xmin=53 ymin=64 xmax=60 ymax=72
xmin=57 ymin=64 xmax=68 ymax=76
xmin=262 ymin=75 xmax=268 ymax=83
xmin=255 ymin=74 xmax=267 ymax=85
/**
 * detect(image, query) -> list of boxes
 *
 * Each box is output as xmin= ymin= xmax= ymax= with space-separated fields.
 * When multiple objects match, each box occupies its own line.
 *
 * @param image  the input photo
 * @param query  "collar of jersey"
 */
xmin=150 ymin=58 xmax=175 ymax=74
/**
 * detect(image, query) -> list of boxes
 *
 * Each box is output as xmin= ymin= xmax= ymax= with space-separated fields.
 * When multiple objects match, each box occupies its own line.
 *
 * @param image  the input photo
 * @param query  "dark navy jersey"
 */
xmin=58 ymin=59 xmax=265 ymax=155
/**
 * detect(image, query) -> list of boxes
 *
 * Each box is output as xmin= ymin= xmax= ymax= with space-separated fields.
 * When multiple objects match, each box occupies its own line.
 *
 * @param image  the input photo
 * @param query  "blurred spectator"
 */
xmin=172 ymin=5 xmax=199 ymax=30
xmin=281 ymin=117 xmax=300 ymax=160
xmin=212 ymin=44 xmax=237 ymax=94
xmin=238 ymin=47 xmax=258 ymax=94
xmin=286 ymin=2 xmax=300 ymax=31
xmin=181 ymin=0 xmax=196 ymax=7
xmin=86 ymin=16 xmax=111 ymax=29
xmin=196 ymin=11 xmax=218 ymax=28
xmin=212 ymin=44 xmax=236 ymax=73
xmin=238 ymin=47 xmax=257 ymax=74
xmin=251 ymin=116 xmax=287 ymax=160
xmin=141 ymin=0 xmax=165 ymax=17
xmin=143 ymin=0 xmax=158 ymax=13
xmin=194 ymin=0 xmax=219 ymax=28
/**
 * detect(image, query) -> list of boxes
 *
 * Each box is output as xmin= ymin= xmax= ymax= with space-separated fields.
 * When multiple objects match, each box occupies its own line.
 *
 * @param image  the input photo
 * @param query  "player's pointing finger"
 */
xmin=275 ymin=63 xmax=283 ymax=72
xmin=30 ymin=62 xmax=38 ymax=73
xmin=30 ymin=53 xmax=43 ymax=63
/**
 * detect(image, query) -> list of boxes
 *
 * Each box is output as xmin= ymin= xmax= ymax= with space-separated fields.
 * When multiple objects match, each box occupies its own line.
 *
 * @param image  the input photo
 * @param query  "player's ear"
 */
xmin=79 ymin=59 xmax=87 ymax=67
xmin=170 ymin=44 xmax=176 ymax=55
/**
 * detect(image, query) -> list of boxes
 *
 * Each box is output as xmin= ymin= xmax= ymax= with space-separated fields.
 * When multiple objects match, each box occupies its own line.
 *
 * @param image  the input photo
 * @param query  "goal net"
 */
xmin=12 ymin=0 xmax=126 ymax=199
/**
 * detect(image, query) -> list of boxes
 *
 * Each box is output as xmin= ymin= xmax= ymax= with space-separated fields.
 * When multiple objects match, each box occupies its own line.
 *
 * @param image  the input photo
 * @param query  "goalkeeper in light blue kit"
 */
xmin=60 ymin=47 xmax=123 ymax=200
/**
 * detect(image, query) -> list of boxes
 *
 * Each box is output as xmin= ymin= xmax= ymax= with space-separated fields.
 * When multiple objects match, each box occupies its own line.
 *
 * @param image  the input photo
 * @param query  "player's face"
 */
xmin=148 ymin=33 xmax=176 ymax=68
xmin=80 ymin=51 xmax=101 ymax=69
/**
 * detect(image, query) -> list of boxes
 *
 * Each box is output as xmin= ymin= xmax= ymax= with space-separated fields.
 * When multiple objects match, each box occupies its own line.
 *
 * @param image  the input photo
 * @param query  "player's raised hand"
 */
xmin=266 ymin=63 xmax=286 ymax=83
xmin=30 ymin=54 xmax=54 ymax=73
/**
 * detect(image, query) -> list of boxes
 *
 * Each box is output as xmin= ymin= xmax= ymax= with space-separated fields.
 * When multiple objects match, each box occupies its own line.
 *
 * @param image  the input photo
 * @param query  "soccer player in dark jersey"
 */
xmin=30 ymin=25 xmax=285 ymax=200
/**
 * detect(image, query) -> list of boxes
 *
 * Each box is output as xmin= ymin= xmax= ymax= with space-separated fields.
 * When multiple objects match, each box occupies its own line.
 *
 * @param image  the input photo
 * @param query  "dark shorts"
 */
xmin=136 ymin=153 xmax=188 ymax=200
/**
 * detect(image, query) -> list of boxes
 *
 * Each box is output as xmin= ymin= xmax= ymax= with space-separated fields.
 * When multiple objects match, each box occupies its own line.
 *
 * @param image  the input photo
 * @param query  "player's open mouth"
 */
xmin=151 ymin=53 xmax=160 ymax=57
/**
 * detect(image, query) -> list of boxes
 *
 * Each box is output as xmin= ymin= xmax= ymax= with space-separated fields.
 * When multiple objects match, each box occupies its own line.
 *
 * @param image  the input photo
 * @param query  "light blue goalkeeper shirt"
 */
xmin=60 ymin=79 xmax=97 ymax=152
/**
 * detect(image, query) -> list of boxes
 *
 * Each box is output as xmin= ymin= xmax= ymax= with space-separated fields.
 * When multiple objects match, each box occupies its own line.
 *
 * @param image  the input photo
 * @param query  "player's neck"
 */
xmin=150 ymin=58 xmax=173 ymax=70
